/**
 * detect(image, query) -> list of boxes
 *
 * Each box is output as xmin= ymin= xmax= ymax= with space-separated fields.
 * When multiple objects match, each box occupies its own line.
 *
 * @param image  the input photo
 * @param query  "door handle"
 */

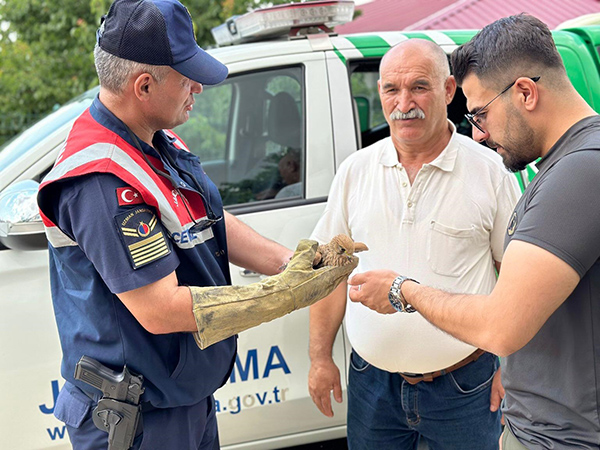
xmin=239 ymin=268 xmax=262 ymax=278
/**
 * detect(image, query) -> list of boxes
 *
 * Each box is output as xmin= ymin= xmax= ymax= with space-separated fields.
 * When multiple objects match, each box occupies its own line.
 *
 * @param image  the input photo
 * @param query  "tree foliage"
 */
xmin=0 ymin=0 xmax=289 ymax=134
xmin=0 ymin=0 xmax=107 ymax=116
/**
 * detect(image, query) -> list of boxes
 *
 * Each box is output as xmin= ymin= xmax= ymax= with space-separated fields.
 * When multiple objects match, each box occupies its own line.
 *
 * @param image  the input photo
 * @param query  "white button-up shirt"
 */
xmin=312 ymin=123 xmax=521 ymax=373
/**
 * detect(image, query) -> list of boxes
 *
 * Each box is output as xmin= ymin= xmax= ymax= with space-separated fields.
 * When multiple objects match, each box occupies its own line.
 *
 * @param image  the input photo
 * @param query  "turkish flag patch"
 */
xmin=116 ymin=187 xmax=144 ymax=206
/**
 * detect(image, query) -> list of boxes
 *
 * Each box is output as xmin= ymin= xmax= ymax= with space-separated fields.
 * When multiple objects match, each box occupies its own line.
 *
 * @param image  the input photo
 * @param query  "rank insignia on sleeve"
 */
xmin=115 ymin=208 xmax=171 ymax=269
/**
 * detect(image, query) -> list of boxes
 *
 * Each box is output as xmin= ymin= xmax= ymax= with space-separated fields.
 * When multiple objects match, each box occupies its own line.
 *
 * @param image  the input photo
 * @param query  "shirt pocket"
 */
xmin=427 ymin=221 xmax=478 ymax=278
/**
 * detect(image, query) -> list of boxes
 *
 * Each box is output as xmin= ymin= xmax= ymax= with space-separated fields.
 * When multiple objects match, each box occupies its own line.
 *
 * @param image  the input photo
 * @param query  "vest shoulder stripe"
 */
xmin=42 ymin=143 xmax=187 ymax=236
xmin=39 ymin=112 xmax=215 ymax=250
xmin=45 ymin=225 xmax=77 ymax=248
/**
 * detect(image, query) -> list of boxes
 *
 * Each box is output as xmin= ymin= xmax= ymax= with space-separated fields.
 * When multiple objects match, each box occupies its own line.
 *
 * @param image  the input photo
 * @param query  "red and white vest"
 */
xmin=38 ymin=109 xmax=213 ymax=250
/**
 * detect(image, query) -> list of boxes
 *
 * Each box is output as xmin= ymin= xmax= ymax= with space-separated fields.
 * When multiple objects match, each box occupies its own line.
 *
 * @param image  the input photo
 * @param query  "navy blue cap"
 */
xmin=97 ymin=0 xmax=228 ymax=85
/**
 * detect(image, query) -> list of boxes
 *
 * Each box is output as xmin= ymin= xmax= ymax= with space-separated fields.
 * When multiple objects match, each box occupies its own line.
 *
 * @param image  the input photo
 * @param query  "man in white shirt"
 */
xmin=308 ymin=39 xmax=521 ymax=449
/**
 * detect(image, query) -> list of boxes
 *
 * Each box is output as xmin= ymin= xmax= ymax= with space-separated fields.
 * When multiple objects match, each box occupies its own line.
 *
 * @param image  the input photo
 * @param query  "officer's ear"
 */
xmin=133 ymin=73 xmax=153 ymax=101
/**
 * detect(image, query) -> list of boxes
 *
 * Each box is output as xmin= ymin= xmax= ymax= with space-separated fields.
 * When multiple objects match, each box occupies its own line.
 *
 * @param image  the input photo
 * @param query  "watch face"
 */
xmin=388 ymin=275 xmax=418 ymax=313
xmin=388 ymin=280 xmax=404 ymax=312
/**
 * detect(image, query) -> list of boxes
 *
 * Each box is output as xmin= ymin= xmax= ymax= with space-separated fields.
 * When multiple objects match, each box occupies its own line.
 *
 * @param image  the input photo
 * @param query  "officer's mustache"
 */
xmin=390 ymin=108 xmax=426 ymax=120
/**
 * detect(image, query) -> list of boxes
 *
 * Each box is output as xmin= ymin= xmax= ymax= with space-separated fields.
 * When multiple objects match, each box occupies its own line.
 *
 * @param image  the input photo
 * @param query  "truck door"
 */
xmin=173 ymin=50 xmax=347 ymax=446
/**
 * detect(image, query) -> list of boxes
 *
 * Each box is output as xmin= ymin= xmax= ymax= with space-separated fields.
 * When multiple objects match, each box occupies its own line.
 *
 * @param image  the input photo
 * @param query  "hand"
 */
xmin=281 ymin=239 xmax=358 ymax=309
xmin=308 ymin=358 xmax=343 ymax=417
xmin=490 ymin=366 xmax=505 ymax=425
xmin=348 ymin=270 xmax=398 ymax=314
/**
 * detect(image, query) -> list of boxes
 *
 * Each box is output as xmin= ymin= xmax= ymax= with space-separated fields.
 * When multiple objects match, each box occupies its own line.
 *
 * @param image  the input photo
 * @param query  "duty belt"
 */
xmin=399 ymin=348 xmax=486 ymax=385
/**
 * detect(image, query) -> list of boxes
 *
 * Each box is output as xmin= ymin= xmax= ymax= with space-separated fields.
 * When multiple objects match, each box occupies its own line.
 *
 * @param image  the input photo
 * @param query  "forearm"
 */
xmin=350 ymin=242 xmax=581 ymax=357
xmin=401 ymin=282 xmax=500 ymax=353
xmin=224 ymin=211 xmax=293 ymax=276
xmin=118 ymin=272 xmax=197 ymax=334
xmin=348 ymin=269 xmax=506 ymax=354
xmin=403 ymin=241 xmax=580 ymax=356
xmin=309 ymin=282 xmax=347 ymax=362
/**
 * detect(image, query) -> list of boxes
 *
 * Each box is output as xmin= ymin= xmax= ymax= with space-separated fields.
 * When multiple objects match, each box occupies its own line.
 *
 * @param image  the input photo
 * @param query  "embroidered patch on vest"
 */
xmin=116 ymin=187 xmax=143 ymax=206
xmin=115 ymin=207 xmax=171 ymax=269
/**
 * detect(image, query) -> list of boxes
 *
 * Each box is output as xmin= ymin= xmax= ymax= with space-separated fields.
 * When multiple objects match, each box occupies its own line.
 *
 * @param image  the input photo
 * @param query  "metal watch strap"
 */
xmin=388 ymin=275 xmax=419 ymax=313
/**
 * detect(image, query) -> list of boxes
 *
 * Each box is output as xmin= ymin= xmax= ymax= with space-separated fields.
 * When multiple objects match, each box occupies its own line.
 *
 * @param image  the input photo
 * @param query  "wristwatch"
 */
xmin=388 ymin=275 xmax=419 ymax=313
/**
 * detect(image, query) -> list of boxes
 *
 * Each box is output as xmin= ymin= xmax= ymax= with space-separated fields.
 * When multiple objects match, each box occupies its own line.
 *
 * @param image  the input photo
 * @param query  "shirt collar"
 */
xmin=379 ymin=120 xmax=458 ymax=172
xmin=90 ymin=95 xmax=165 ymax=159
xmin=89 ymin=96 xmax=199 ymax=189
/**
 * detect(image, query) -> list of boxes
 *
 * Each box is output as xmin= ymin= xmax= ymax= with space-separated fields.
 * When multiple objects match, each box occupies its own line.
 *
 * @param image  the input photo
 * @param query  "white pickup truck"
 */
xmin=3 ymin=2 xmax=598 ymax=449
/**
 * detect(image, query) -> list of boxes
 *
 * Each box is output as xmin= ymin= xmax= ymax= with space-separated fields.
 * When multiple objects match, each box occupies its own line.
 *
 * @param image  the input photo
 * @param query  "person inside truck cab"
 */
xmin=350 ymin=14 xmax=600 ymax=450
xmin=309 ymin=38 xmax=521 ymax=450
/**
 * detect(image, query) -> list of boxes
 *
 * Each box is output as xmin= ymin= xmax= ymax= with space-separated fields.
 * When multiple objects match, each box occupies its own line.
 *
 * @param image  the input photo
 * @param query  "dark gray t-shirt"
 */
xmin=502 ymin=115 xmax=600 ymax=449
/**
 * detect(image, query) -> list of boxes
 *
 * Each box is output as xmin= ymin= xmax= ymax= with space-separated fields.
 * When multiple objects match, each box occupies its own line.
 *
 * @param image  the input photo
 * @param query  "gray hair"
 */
xmin=380 ymin=39 xmax=451 ymax=82
xmin=94 ymin=44 xmax=170 ymax=94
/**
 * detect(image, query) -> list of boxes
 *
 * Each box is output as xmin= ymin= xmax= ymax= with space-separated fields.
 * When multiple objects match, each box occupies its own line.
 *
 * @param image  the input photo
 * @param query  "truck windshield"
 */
xmin=0 ymin=87 xmax=99 ymax=173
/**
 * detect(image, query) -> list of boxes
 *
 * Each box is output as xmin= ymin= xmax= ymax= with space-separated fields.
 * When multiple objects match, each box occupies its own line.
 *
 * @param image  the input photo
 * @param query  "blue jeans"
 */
xmin=347 ymin=350 xmax=501 ymax=450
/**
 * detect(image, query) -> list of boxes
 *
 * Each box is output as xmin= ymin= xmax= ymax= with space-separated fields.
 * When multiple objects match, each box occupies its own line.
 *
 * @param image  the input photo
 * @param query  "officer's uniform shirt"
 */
xmin=40 ymin=97 xmax=236 ymax=410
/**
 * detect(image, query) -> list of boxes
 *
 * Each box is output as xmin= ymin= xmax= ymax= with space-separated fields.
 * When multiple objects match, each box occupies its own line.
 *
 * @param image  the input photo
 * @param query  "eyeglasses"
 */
xmin=465 ymin=76 xmax=540 ymax=133
xmin=126 ymin=127 xmax=222 ymax=234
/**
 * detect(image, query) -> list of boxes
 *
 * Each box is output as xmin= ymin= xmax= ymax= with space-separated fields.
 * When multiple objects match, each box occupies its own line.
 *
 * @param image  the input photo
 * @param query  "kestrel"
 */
xmin=313 ymin=234 xmax=368 ymax=268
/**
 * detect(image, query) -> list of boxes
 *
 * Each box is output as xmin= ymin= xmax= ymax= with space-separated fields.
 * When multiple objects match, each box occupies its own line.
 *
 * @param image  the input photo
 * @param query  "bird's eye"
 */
xmin=340 ymin=247 xmax=346 ymax=252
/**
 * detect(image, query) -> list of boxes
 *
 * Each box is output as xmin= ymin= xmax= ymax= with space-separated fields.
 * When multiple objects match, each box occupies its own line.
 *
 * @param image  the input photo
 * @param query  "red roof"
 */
xmin=408 ymin=0 xmax=600 ymax=30
xmin=335 ymin=0 xmax=457 ymax=34
xmin=336 ymin=0 xmax=600 ymax=34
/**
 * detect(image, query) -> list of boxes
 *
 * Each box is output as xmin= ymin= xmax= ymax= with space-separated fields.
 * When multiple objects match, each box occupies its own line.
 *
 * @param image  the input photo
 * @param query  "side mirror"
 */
xmin=0 ymin=180 xmax=48 ymax=250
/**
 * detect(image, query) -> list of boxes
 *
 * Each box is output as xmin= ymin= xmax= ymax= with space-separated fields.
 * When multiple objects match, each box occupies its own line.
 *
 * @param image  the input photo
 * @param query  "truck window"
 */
xmin=350 ymin=61 xmax=386 ymax=148
xmin=174 ymin=66 xmax=304 ymax=207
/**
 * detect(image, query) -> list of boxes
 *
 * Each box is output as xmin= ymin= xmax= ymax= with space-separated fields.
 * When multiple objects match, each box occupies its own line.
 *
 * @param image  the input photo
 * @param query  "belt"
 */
xmin=399 ymin=349 xmax=485 ymax=385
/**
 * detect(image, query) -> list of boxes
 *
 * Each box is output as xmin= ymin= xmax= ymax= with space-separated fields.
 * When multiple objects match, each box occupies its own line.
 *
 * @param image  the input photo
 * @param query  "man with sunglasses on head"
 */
xmin=308 ymin=38 xmax=521 ymax=449
xmin=36 ymin=1 xmax=355 ymax=449
xmin=350 ymin=14 xmax=600 ymax=450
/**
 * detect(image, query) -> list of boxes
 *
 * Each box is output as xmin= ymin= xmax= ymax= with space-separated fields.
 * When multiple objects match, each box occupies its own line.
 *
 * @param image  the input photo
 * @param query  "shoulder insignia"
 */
xmin=115 ymin=207 xmax=171 ymax=269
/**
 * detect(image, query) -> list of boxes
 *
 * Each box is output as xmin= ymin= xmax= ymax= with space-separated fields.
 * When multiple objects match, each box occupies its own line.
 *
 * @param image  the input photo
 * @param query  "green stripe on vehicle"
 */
xmin=526 ymin=165 xmax=537 ymax=183
xmin=346 ymin=35 xmax=390 ymax=48
xmin=402 ymin=32 xmax=434 ymax=41
xmin=346 ymin=35 xmax=391 ymax=57
xmin=334 ymin=47 xmax=346 ymax=65
xmin=514 ymin=172 xmax=526 ymax=192
xmin=423 ymin=31 xmax=457 ymax=46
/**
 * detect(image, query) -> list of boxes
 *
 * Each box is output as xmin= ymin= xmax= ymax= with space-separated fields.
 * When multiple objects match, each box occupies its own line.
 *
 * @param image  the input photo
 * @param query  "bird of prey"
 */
xmin=313 ymin=234 xmax=368 ymax=268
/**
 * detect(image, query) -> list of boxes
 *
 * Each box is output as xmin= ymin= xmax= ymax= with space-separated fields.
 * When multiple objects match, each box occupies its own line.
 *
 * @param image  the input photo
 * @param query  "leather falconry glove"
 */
xmin=190 ymin=239 xmax=359 ymax=349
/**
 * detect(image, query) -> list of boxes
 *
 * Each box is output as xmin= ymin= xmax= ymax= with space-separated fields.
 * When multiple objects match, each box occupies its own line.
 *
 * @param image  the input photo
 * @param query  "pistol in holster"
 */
xmin=74 ymin=356 xmax=145 ymax=450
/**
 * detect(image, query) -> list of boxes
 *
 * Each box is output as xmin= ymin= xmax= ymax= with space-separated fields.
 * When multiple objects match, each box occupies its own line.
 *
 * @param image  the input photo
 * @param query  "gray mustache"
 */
xmin=390 ymin=108 xmax=426 ymax=120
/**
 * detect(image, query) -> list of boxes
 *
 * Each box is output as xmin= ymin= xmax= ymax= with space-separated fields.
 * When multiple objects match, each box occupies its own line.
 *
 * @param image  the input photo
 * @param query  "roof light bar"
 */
xmin=212 ymin=0 xmax=355 ymax=46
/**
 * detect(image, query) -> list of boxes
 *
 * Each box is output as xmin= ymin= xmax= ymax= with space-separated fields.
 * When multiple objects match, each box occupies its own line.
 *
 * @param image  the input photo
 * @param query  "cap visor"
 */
xmin=172 ymin=47 xmax=228 ymax=85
